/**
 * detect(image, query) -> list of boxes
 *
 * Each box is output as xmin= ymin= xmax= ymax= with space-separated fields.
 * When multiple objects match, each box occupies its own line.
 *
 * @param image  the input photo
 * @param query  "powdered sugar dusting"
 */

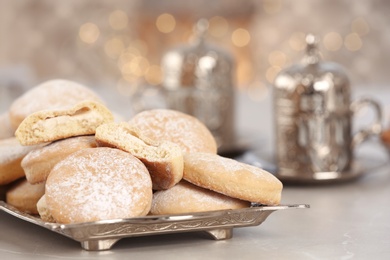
xmin=0 ymin=137 xmax=40 ymax=164
xmin=129 ymin=109 xmax=216 ymax=153
xmin=10 ymin=79 xmax=103 ymax=124
xmin=190 ymin=152 xmax=271 ymax=179
xmin=22 ymin=136 xmax=96 ymax=163
xmin=46 ymin=147 xmax=152 ymax=223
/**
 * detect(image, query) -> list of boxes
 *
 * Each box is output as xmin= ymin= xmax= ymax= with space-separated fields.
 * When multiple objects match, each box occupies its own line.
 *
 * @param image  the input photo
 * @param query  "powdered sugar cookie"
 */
xmin=6 ymin=179 xmax=45 ymax=214
xmin=128 ymin=109 xmax=217 ymax=154
xmin=45 ymin=147 xmax=153 ymax=224
xmin=9 ymin=79 xmax=104 ymax=130
xmin=0 ymin=137 xmax=41 ymax=185
xmin=183 ymin=152 xmax=283 ymax=205
xmin=22 ymin=135 xmax=97 ymax=184
xmin=95 ymin=122 xmax=183 ymax=190
xmin=150 ymin=181 xmax=250 ymax=215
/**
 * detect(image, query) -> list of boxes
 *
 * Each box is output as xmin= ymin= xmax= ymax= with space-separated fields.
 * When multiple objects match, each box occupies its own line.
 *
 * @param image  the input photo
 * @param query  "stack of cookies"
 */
xmin=0 ymin=79 xmax=283 ymax=224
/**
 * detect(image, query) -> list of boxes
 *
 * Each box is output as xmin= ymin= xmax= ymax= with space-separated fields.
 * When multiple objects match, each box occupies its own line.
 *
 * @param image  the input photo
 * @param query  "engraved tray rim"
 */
xmin=0 ymin=200 xmax=308 ymax=251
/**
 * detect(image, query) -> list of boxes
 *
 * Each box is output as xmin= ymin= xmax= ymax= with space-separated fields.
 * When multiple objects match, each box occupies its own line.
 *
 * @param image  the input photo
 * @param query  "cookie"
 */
xmin=45 ymin=147 xmax=153 ymax=223
xmin=128 ymin=109 xmax=217 ymax=154
xmin=15 ymin=100 xmax=114 ymax=145
xmin=183 ymin=152 xmax=283 ymax=205
xmin=95 ymin=122 xmax=183 ymax=190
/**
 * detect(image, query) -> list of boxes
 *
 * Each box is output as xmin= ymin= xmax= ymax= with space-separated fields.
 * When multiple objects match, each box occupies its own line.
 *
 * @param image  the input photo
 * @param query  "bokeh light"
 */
xmin=323 ymin=32 xmax=343 ymax=51
xmin=289 ymin=32 xmax=306 ymax=51
xmin=231 ymin=28 xmax=251 ymax=47
xmin=109 ymin=10 xmax=128 ymax=31
xmin=145 ymin=65 xmax=163 ymax=85
xmin=79 ymin=23 xmax=100 ymax=44
xmin=344 ymin=33 xmax=363 ymax=51
xmin=156 ymin=13 xmax=176 ymax=33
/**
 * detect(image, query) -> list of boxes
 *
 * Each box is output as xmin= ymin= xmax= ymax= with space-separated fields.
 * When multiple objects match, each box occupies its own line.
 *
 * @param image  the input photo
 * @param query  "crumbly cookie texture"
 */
xmin=9 ymin=79 xmax=104 ymax=130
xmin=15 ymin=100 xmax=114 ymax=146
xmin=95 ymin=122 xmax=183 ymax=190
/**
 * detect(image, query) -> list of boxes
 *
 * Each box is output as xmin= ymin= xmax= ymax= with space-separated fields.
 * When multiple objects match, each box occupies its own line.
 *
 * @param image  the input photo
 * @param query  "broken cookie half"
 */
xmin=15 ymin=100 xmax=114 ymax=146
xmin=95 ymin=122 xmax=184 ymax=190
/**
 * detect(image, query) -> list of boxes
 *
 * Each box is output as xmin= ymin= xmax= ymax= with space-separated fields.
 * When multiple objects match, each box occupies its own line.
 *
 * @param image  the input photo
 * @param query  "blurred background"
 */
xmin=1 ymin=0 xmax=389 ymax=131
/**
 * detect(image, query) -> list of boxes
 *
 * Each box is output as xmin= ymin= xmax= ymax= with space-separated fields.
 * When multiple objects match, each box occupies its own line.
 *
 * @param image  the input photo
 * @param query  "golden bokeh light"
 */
xmin=79 ymin=22 xmax=100 ymax=44
xmin=266 ymin=65 xmax=282 ymax=83
xmin=156 ymin=13 xmax=176 ymax=33
xmin=120 ymin=56 xmax=150 ymax=77
xmin=145 ymin=65 xmax=163 ymax=85
xmin=208 ymin=16 xmax=229 ymax=38
xmin=323 ymin=32 xmax=343 ymax=51
xmin=288 ymin=32 xmax=306 ymax=51
xmin=236 ymin=59 xmax=254 ymax=86
xmin=118 ymin=47 xmax=142 ymax=68
xmin=268 ymin=50 xmax=287 ymax=67
xmin=231 ymin=28 xmax=251 ymax=47
xmin=104 ymin=37 xmax=125 ymax=58
xmin=351 ymin=17 xmax=370 ymax=36
xmin=109 ymin=10 xmax=128 ymax=30
xmin=344 ymin=33 xmax=363 ymax=51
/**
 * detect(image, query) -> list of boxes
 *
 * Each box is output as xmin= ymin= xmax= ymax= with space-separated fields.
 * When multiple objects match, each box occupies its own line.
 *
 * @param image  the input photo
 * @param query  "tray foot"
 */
xmin=205 ymin=228 xmax=233 ymax=240
xmin=81 ymin=238 xmax=120 ymax=251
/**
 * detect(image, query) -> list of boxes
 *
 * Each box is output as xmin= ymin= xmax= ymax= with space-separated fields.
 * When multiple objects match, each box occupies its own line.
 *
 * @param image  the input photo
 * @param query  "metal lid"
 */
xmin=161 ymin=19 xmax=234 ymax=91
xmin=274 ymin=34 xmax=350 ymax=112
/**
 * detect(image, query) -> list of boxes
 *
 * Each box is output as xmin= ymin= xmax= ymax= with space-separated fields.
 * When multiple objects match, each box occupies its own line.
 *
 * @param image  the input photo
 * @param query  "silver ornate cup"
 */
xmin=132 ymin=19 xmax=236 ymax=152
xmin=273 ymin=34 xmax=382 ymax=181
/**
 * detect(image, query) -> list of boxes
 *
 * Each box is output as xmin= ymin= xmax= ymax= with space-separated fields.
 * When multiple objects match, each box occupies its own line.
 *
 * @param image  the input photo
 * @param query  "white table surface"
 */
xmin=1 ymin=86 xmax=390 ymax=259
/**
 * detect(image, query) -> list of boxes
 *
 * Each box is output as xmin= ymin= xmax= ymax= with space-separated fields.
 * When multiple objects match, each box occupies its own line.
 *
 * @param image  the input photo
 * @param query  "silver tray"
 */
xmin=0 ymin=201 xmax=308 ymax=251
xmin=235 ymin=151 xmax=388 ymax=185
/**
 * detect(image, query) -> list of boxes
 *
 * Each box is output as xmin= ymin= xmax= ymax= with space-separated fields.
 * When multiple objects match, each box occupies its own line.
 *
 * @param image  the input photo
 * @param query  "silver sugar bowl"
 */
xmin=273 ymin=34 xmax=382 ymax=182
xmin=161 ymin=19 xmax=236 ymax=152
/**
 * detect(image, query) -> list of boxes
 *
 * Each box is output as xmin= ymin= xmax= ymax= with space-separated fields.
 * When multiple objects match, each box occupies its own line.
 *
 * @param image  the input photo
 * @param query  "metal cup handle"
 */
xmin=350 ymin=97 xmax=383 ymax=148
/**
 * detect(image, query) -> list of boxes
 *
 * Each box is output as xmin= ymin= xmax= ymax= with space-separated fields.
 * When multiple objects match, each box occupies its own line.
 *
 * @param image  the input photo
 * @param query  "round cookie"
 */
xmin=183 ymin=152 xmax=283 ymax=205
xmin=9 ymin=79 xmax=104 ymax=130
xmin=128 ymin=109 xmax=217 ymax=154
xmin=36 ymin=195 xmax=55 ymax=222
xmin=45 ymin=147 xmax=153 ymax=224
xmin=150 ymin=181 xmax=250 ymax=215
xmin=6 ymin=179 xmax=45 ymax=214
xmin=95 ymin=122 xmax=183 ymax=190
xmin=22 ymin=136 xmax=97 ymax=184
xmin=0 ymin=137 xmax=41 ymax=185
